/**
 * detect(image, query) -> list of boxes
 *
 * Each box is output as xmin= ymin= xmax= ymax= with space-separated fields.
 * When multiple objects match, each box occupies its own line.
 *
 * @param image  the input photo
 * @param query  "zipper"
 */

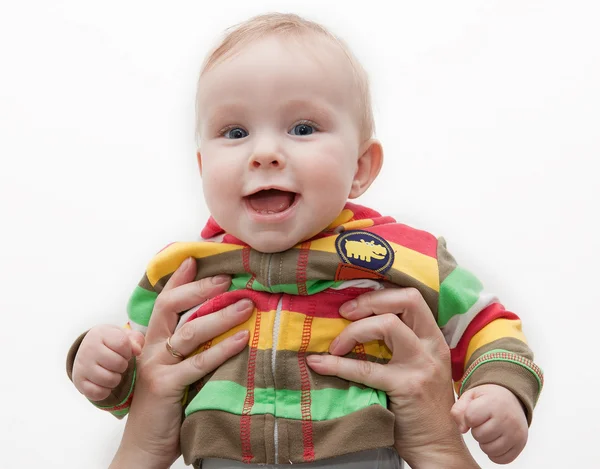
xmin=271 ymin=295 xmax=283 ymax=464
xmin=266 ymin=253 xmax=282 ymax=464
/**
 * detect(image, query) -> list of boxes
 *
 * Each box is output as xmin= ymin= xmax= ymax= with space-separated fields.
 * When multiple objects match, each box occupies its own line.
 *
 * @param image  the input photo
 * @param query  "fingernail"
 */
xmin=233 ymin=330 xmax=249 ymax=341
xmin=236 ymin=299 xmax=253 ymax=312
xmin=339 ymin=300 xmax=357 ymax=315
xmin=181 ymin=257 xmax=193 ymax=270
xmin=307 ymin=355 xmax=322 ymax=364
xmin=212 ymin=274 xmax=230 ymax=285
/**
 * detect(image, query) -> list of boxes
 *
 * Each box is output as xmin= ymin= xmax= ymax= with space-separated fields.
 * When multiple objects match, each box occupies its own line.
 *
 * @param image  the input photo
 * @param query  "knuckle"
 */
xmin=153 ymin=294 xmax=167 ymax=313
xmin=356 ymin=358 xmax=374 ymax=377
xmin=192 ymin=352 xmax=207 ymax=372
xmin=106 ymin=371 xmax=123 ymax=388
xmin=381 ymin=313 xmax=399 ymax=330
xmin=178 ymin=322 xmax=195 ymax=341
xmin=403 ymin=288 xmax=421 ymax=306
xmin=113 ymin=357 xmax=129 ymax=374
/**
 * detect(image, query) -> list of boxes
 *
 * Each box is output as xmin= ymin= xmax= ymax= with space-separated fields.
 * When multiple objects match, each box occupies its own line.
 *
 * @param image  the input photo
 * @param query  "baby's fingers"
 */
xmin=79 ymin=379 xmax=112 ymax=402
xmin=471 ymin=418 xmax=503 ymax=444
xmin=464 ymin=394 xmax=493 ymax=429
xmin=85 ymin=364 xmax=123 ymax=389
xmin=480 ymin=436 xmax=515 ymax=462
xmin=102 ymin=327 xmax=135 ymax=360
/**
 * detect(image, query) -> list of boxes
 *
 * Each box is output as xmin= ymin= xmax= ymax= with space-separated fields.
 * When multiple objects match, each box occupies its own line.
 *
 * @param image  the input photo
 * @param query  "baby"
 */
xmin=67 ymin=13 xmax=543 ymax=468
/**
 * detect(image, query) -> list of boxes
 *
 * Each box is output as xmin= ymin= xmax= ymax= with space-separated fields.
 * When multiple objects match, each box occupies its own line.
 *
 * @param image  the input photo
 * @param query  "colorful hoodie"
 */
xmin=66 ymin=203 xmax=543 ymax=466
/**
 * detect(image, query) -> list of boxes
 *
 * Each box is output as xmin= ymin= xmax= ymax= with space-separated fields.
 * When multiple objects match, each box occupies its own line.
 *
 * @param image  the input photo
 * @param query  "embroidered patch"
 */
xmin=334 ymin=230 xmax=394 ymax=274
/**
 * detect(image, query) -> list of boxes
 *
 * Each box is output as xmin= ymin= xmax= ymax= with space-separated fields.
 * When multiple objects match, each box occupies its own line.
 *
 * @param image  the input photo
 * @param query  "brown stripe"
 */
xmin=465 ymin=337 xmax=533 ymax=369
xmin=184 ymin=348 xmax=390 ymax=396
xmin=460 ymin=360 xmax=540 ymax=425
xmin=138 ymin=273 xmax=154 ymax=292
xmin=152 ymin=250 xmax=248 ymax=293
xmin=250 ymin=248 xmax=302 ymax=288
xmin=66 ymin=330 xmax=88 ymax=381
xmin=296 ymin=241 xmax=311 ymax=296
xmin=181 ymin=405 xmax=395 ymax=465
xmin=436 ymin=236 xmax=457 ymax=284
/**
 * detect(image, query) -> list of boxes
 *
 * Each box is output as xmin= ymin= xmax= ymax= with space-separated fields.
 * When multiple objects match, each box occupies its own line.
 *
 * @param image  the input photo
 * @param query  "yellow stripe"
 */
xmin=305 ymin=238 xmax=439 ymax=291
xmin=195 ymin=309 xmax=392 ymax=359
xmin=326 ymin=209 xmax=354 ymax=229
xmin=147 ymin=242 xmax=243 ymax=286
xmin=465 ymin=319 xmax=527 ymax=364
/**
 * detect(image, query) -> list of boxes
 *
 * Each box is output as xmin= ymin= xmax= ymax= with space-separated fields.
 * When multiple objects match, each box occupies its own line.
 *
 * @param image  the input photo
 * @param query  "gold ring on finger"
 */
xmin=166 ymin=335 xmax=185 ymax=360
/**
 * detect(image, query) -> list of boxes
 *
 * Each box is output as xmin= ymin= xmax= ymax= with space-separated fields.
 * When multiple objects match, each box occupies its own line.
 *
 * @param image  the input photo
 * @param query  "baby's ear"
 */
xmin=349 ymin=139 xmax=383 ymax=198
xmin=196 ymin=150 xmax=203 ymax=176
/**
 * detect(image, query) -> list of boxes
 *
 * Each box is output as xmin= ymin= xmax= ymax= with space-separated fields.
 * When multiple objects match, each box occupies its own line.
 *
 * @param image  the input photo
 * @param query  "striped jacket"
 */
xmin=66 ymin=203 xmax=543 ymax=466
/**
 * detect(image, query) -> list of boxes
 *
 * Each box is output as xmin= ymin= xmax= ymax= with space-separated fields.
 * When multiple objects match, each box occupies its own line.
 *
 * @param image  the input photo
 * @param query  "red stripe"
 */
xmin=298 ymin=301 xmax=315 ymax=461
xmin=287 ymin=288 xmax=373 ymax=319
xmin=297 ymin=241 xmax=311 ymax=296
xmin=156 ymin=242 xmax=176 ymax=253
xmin=184 ymin=290 xmax=271 ymax=323
xmin=240 ymin=310 xmax=262 ymax=463
xmin=106 ymin=392 xmax=134 ymax=412
xmin=450 ymin=303 xmax=519 ymax=381
xmin=343 ymin=202 xmax=382 ymax=220
xmin=366 ymin=224 xmax=438 ymax=258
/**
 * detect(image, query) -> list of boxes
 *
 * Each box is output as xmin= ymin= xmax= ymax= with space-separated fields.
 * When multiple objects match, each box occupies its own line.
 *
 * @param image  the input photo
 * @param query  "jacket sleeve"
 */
xmin=436 ymin=237 xmax=543 ymax=425
xmin=65 ymin=329 xmax=137 ymax=419
xmin=65 ymin=268 xmax=160 ymax=419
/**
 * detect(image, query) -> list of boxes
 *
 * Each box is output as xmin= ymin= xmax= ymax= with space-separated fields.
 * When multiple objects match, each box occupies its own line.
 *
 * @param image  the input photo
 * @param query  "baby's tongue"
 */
xmin=247 ymin=189 xmax=295 ymax=213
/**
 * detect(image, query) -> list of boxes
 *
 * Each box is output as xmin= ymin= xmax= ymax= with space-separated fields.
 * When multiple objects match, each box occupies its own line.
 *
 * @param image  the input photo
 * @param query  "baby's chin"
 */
xmin=245 ymin=236 xmax=302 ymax=253
xmin=240 ymin=230 xmax=318 ymax=253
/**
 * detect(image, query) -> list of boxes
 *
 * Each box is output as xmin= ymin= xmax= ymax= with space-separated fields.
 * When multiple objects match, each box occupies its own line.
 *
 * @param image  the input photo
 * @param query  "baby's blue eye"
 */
xmin=224 ymin=128 xmax=248 ymax=139
xmin=290 ymin=124 xmax=314 ymax=136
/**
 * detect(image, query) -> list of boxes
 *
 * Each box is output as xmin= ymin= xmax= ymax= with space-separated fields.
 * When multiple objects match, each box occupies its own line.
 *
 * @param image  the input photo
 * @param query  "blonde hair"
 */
xmin=195 ymin=13 xmax=374 ymax=142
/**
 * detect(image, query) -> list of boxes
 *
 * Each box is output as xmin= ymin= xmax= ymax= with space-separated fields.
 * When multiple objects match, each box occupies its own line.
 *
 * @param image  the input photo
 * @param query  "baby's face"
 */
xmin=196 ymin=35 xmax=365 ymax=252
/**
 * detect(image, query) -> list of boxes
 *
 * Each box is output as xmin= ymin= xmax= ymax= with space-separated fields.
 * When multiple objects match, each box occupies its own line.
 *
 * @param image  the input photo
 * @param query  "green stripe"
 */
xmin=231 ymin=275 xmax=342 ymax=295
xmin=127 ymin=286 xmax=158 ymax=326
xmin=108 ymin=408 xmax=129 ymax=417
xmin=185 ymin=380 xmax=387 ymax=420
xmin=437 ymin=266 xmax=483 ymax=327
xmin=459 ymin=349 xmax=544 ymax=396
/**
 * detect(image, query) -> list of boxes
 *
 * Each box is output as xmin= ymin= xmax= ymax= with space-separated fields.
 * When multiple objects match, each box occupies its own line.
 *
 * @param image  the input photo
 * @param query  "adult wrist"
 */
xmin=110 ymin=439 xmax=176 ymax=469
xmin=400 ymin=439 xmax=480 ymax=469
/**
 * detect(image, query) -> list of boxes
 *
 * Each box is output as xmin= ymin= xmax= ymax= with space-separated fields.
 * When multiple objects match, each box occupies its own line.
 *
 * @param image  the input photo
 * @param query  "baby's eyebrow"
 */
xmin=205 ymin=103 xmax=247 ymax=123
xmin=281 ymin=99 xmax=334 ymax=122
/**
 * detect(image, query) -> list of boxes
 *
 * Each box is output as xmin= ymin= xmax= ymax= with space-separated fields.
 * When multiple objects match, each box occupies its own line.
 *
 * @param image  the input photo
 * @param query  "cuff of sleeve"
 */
xmin=90 ymin=356 xmax=136 ymax=418
xmin=65 ymin=330 xmax=136 ymax=419
xmin=458 ymin=351 xmax=544 ymax=426
xmin=66 ymin=330 xmax=89 ymax=381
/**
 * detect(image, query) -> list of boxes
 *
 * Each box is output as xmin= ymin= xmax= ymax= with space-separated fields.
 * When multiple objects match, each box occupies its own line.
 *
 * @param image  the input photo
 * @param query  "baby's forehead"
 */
xmin=202 ymin=31 xmax=348 ymax=77
xmin=195 ymin=31 xmax=373 ymax=141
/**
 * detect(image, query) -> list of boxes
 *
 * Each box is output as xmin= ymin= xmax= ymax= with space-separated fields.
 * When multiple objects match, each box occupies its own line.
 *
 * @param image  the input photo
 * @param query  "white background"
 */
xmin=1 ymin=1 xmax=598 ymax=467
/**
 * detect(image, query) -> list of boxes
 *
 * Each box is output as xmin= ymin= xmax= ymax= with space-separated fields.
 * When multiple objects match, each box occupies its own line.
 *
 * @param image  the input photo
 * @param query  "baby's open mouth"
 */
xmin=246 ymin=189 xmax=298 ymax=214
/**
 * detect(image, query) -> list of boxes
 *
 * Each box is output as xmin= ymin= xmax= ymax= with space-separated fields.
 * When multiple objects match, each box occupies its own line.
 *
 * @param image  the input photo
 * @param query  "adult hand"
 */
xmin=110 ymin=258 xmax=253 ymax=469
xmin=306 ymin=288 xmax=480 ymax=469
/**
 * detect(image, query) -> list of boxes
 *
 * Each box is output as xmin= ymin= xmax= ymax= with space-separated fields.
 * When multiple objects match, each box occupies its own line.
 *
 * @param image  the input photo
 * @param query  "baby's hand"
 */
xmin=451 ymin=384 xmax=528 ymax=464
xmin=72 ymin=325 xmax=144 ymax=401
